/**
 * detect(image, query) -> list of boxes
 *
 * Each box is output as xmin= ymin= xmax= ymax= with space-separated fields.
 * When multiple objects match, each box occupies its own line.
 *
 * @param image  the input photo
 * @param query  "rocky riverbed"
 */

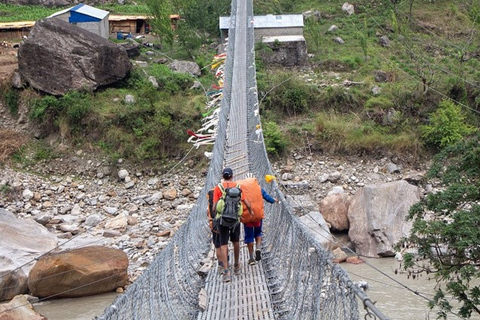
xmin=0 ymin=147 xmax=430 ymax=284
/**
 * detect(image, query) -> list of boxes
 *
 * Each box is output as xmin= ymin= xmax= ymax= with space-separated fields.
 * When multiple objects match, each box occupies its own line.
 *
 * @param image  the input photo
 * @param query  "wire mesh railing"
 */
xmin=99 ymin=0 xmax=390 ymax=319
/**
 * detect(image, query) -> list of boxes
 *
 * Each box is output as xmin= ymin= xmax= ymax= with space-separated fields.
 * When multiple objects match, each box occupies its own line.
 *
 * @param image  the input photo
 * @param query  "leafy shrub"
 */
xmin=173 ymin=0 xmax=230 ymax=35
xmin=364 ymin=96 xmax=396 ymax=125
xmin=122 ymin=68 xmax=149 ymax=89
xmin=148 ymin=64 xmax=194 ymax=94
xmin=315 ymin=111 xmax=422 ymax=157
xmin=61 ymin=91 xmax=92 ymax=124
xmin=259 ymin=72 xmax=317 ymax=116
xmin=421 ymin=99 xmax=477 ymax=148
xmin=304 ymin=19 xmax=322 ymax=52
xmin=30 ymin=95 xmax=60 ymax=121
xmin=263 ymin=121 xmax=286 ymax=156
xmin=175 ymin=22 xmax=207 ymax=58
xmin=28 ymin=91 xmax=93 ymax=136
xmin=318 ymin=86 xmax=364 ymax=113
xmin=364 ymin=96 xmax=394 ymax=111
xmin=2 ymin=88 xmax=19 ymax=116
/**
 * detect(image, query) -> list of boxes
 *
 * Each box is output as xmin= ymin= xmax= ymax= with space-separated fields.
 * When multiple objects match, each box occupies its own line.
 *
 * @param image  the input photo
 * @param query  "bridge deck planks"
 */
xmin=197 ymin=242 xmax=275 ymax=320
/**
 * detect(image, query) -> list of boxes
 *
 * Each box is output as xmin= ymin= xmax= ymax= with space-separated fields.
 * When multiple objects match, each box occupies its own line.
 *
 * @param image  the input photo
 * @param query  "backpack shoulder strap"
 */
xmin=218 ymin=183 xmax=226 ymax=196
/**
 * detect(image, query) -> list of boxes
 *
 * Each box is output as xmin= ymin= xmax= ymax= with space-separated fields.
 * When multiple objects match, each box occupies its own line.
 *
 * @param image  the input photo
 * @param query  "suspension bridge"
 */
xmin=99 ymin=0 xmax=390 ymax=319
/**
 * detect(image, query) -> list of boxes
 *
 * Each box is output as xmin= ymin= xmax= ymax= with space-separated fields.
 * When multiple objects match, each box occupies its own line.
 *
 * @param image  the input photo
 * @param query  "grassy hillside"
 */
xmin=254 ymin=0 xmax=480 ymax=161
xmin=0 ymin=3 xmax=149 ymax=22
xmin=1 ymin=0 xmax=479 ymax=167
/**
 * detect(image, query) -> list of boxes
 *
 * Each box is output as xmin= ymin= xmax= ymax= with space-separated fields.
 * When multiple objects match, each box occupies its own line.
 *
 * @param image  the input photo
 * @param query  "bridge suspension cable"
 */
xmin=99 ymin=0 xmax=390 ymax=319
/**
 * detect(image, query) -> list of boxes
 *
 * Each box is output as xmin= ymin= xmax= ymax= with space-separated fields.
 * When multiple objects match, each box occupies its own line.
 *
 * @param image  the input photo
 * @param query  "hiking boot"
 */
xmin=233 ymin=263 xmax=241 ymax=275
xmin=255 ymin=249 xmax=261 ymax=261
xmin=223 ymin=270 xmax=231 ymax=283
xmin=218 ymin=265 xmax=224 ymax=275
xmin=248 ymin=258 xmax=256 ymax=265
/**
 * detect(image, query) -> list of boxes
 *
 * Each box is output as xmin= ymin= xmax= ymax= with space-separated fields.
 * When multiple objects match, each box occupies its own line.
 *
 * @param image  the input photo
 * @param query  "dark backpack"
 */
xmin=215 ymin=183 xmax=243 ymax=228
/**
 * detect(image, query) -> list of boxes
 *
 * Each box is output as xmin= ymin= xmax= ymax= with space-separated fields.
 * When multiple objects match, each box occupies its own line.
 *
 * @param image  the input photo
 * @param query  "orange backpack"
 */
xmin=237 ymin=177 xmax=264 ymax=224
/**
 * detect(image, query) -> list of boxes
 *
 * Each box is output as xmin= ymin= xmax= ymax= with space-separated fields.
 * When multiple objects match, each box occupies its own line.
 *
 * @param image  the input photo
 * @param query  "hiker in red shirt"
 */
xmin=213 ymin=167 xmax=253 ymax=282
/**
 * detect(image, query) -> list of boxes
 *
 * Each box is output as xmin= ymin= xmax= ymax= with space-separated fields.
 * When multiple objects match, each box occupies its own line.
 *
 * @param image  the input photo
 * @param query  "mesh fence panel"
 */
xmin=99 ymin=0 xmax=388 ymax=319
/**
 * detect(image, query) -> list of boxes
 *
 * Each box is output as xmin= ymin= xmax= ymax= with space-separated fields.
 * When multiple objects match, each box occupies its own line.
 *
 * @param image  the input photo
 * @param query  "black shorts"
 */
xmin=218 ymin=224 xmax=240 ymax=246
xmin=212 ymin=230 xmax=221 ymax=248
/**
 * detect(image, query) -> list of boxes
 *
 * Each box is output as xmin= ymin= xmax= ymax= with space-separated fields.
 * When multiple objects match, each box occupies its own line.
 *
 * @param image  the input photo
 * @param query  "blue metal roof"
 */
xmin=48 ymin=3 xmax=109 ymax=21
xmin=71 ymin=4 xmax=109 ymax=20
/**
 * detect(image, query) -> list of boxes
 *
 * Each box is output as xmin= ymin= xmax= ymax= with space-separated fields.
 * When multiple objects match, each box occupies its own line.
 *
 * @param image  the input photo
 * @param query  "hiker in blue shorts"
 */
xmin=244 ymin=188 xmax=277 ymax=265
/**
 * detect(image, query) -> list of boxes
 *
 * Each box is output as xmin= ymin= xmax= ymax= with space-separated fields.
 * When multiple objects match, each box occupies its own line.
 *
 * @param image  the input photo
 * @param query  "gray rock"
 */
xmin=118 ymin=169 xmax=129 ymax=180
xmin=372 ymin=85 xmax=381 ymax=95
xmin=379 ymin=35 xmax=390 ymax=47
xmin=348 ymin=181 xmax=420 ymax=257
xmin=168 ymin=60 xmax=201 ymax=76
xmin=85 ymin=214 xmax=102 ymax=227
xmin=125 ymin=95 xmax=135 ymax=104
xmin=148 ymin=76 xmax=159 ymax=88
xmin=18 ymin=18 xmax=131 ymax=95
xmin=342 ymin=2 xmax=355 ymax=15
xmin=103 ymin=206 xmax=119 ymax=215
xmin=0 ymin=209 xmax=58 ymax=301
xmin=22 ymin=189 xmax=33 ymax=201
xmin=298 ymin=211 xmax=334 ymax=248
xmin=328 ymin=25 xmax=339 ymax=33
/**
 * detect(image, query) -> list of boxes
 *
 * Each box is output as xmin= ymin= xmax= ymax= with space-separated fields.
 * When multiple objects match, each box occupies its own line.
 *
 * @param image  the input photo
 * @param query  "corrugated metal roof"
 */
xmin=72 ymin=3 xmax=109 ymax=20
xmin=0 ymin=21 xmax=35 ymax=29
xmin=109 ymin=15 xmax=151 ymax=21
xmin=48 ymin=4 xmax=109 ymax=20
xmin=219 ymin=14 xmax=303 ymax=29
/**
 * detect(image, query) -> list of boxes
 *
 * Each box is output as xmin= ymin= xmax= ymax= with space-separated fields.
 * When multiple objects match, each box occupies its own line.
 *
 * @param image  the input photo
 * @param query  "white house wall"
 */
xmin=77 ymin=22 xmax=100 ymax=37
xmin=76 ymin=19 xmax=108 ymax=39
xmin=99 ymin=18 xmax=109 ymax=38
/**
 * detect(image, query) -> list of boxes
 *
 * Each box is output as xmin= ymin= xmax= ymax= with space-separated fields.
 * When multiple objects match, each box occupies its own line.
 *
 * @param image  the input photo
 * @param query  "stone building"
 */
xmin=219 ymin=14 xmax=307 ymax=66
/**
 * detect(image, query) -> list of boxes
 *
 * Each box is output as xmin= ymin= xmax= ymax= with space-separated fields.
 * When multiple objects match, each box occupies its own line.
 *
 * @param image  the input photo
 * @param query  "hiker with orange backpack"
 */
xmin=244 ymin=187 xmax=277 ymax=265
xmin=213 ymin=168 xmax=253 ymax=282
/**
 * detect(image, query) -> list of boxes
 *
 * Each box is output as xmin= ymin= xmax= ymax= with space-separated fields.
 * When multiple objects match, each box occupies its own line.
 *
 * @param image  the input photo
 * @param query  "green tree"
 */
xmin=263 ymin=121 xmax=286 ymax=155
xmin=171 ymin=0 xmax=230 ymax=35
xmin=402 ymin=134 xmax=480 ymax=319
xmin=421 ymin=99 xmax=476 ymax=148
xmin=146 ymin=0 xmax=174 ymax=46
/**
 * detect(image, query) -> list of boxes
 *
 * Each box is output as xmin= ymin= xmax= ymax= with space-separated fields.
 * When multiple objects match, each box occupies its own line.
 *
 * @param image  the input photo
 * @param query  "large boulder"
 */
xmin=318 ymin=193 xmax=351 ymax=232
xmin=18 ymin=18 xmax=132 ymax=95
xmin=28 ymin=246 xmax=128 ymax=298
xmin=347 ymin=180 xmax=420 ymax=257
xmin=0 ymin=209 xmax=58 ymax=301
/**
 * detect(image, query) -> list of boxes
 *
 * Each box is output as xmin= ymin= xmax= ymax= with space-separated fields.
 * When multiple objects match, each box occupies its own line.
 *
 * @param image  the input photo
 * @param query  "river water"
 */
xmin=33 ymin=258 xmax=467 ymax=320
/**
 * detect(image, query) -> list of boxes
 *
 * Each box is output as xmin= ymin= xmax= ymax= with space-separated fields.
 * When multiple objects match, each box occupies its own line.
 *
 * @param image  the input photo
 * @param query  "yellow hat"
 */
xmin=265 ymin=175 xmax=276 ymax=183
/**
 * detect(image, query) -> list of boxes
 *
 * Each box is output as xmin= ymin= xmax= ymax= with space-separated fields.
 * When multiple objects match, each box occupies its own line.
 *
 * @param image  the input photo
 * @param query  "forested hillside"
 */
xmin=2 ymin=0 xmax=479 ymax=164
